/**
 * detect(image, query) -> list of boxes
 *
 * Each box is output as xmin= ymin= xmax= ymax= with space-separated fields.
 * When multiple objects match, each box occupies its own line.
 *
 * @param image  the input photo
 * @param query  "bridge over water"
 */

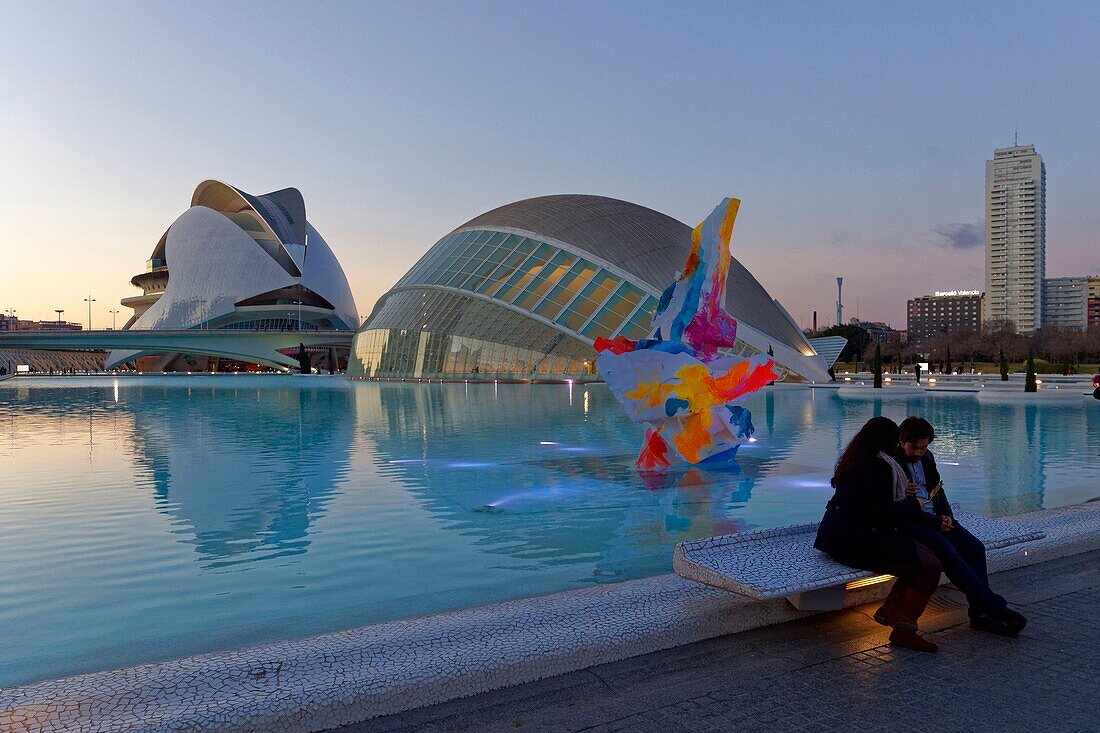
xmin=0 ymin=329 xmax=354 ymax=371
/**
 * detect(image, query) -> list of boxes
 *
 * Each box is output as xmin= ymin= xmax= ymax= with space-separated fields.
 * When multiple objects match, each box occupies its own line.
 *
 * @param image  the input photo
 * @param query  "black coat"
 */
xmin=813 ymin=456 xmax=934 ymax=571
xmin=900 ymin=450 xmax=953 ymax=518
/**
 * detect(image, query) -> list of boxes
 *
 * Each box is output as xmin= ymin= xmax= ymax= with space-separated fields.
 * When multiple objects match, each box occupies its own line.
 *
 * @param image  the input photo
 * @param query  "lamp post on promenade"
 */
xmin=292 ymin=300 xmax=302 ymax=332
xmin=109 ymin=309 xmax=119 ymax=330
xmin=84 ymin=296 xmax=95 ymax=330
xmin=55 ymin=309 xmax=64 ymax=324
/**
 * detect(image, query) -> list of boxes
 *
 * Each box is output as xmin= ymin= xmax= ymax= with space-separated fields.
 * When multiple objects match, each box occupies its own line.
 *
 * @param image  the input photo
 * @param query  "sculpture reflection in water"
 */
xmin=365 ymin=382 xmax=759 ymax=581
xmin=595 ymin=198 xmax=778 ymax=471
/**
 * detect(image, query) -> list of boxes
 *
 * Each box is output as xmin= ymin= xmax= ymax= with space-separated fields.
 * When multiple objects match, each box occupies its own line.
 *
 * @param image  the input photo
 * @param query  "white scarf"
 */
xmin=878 ymin=451 xmax=909 ymax=502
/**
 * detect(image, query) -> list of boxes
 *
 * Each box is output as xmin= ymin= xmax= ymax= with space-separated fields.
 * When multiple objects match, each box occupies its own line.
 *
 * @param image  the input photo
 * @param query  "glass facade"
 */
xmin=350 ymin=289 xmax=598 ymax=380
xmin=395 ymin=229 xmax=660 ymax=343
xmin=350 ymin=228 xmax=668 ymax=380
xmin=350 ymin=227 xmax=772 ymax=381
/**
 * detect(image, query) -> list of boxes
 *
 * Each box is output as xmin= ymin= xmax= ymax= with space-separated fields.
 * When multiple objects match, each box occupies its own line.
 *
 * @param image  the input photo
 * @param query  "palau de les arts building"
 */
xmin=349 ymin=195 xmax=829 ymax=383
xmin=110 ymin=180 xmax=360 ymax=371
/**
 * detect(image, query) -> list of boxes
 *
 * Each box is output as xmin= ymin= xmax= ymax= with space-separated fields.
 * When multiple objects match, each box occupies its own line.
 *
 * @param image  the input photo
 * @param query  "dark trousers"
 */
xmin=881 ymin=541 xmax=942 ymax=595
xmin=909 ymin=522 xmax=1006 ymax=618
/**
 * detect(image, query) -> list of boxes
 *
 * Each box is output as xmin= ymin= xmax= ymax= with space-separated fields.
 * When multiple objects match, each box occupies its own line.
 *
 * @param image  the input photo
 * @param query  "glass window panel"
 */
xmin=526 ymin=242 xmax=558 ymax=265
xmin=532 ymin=260 xmax=597 ymax=320
xmin=574 ymin=271 xmax=620 ymax=311
xmin=606 ymin=282 xmax=645 ymax=321
xmin=581 ymin=290 xmax=628 ymax=339
xmin=555 ymin=271 xmax=619 ymax=331
xmin=556 ymin=307 xmax=589 ymax=332
xmin=619 ymin=318 xmax=649 ymax=340
xmin=513 ymin=251 xmax=576 ymax=310
xmin=454 ymin=242 xmax=511 ymax=291
xmin=495 ymin=245 xmax=557 ymax=304
xmin=478 ymin=240 xmax=538 ymax=298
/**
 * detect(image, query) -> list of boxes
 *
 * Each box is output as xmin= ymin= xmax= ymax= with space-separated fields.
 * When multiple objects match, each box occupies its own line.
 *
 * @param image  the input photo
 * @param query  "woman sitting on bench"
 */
xmin=814 ymin=416 xmax=945 ymax=652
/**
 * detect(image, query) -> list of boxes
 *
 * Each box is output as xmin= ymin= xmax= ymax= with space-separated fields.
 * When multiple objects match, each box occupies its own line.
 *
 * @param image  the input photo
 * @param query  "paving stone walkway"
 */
xmin=337 ymin=549 xmax=1100 ymax=733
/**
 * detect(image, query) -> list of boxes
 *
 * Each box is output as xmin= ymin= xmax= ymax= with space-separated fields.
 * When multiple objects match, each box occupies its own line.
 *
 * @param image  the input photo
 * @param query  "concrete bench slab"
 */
xmin=673 ymin=509 xmax=1045 ymax=610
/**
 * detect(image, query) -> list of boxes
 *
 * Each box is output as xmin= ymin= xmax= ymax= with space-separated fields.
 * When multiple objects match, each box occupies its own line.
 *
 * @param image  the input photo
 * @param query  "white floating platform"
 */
xmin=836 ymin=383 xmax=925 ymax=398
xmin=976 ymin=386 xmax=1090 ymax=403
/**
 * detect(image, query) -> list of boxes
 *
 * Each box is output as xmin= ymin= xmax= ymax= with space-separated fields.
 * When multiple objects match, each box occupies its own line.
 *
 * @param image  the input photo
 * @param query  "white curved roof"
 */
xmin=108 ymin=181 xmax=358 ymax=367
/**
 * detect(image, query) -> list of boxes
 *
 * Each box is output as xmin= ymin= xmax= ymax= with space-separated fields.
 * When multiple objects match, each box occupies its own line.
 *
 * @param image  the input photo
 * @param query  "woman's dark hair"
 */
xmin=831 ymin=416 xmax=900 ymax=487
xmin=899 ymin=416 xmax=935 ymax=444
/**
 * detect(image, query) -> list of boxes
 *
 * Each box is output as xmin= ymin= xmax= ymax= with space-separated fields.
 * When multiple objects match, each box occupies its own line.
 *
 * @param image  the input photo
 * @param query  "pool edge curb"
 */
xmin=2 ymin=501 xmax=1098 ymax=733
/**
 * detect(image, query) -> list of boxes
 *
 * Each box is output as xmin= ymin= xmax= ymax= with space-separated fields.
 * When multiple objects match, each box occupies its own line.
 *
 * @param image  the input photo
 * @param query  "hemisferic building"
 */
xmin=349 ymin=195 xmax=829 ymax=383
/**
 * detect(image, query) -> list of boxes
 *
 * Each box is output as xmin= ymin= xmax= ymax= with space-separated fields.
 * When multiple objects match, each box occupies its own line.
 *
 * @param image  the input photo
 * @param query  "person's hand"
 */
xmin=940 ymin=515 xmax=954 ymax=532
xmin=906 ymin=482 xmax=919 ymax=498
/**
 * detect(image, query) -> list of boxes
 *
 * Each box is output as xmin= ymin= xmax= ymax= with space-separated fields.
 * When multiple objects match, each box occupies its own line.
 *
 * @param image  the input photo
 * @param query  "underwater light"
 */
xmin=539 ymin=441 xmax=559 ymax=445
xmin=748 ymin=437 xmax=757 ymax=443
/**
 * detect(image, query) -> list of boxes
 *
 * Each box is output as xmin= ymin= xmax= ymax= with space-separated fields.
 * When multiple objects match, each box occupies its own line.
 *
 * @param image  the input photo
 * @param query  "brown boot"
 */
xmin=889 ymin=628 xmax=938 ymax=652
xmin=872 ymin=585 xmax=918 ymax=633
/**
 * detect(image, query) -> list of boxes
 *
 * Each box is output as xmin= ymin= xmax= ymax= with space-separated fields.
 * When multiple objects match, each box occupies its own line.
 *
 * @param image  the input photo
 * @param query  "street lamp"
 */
xmin=109 ymin=309 xmax=120 ymax=330
xmin=292 ymin=300 xmax=302 ymax=332
xmin=84 ymin=295 xmax=96 ymax=330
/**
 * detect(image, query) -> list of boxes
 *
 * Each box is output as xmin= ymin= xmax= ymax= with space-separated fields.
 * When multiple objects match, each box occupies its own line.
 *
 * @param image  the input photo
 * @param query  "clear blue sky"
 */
xmin=2 ymin=1 xmax=1098 ymax=329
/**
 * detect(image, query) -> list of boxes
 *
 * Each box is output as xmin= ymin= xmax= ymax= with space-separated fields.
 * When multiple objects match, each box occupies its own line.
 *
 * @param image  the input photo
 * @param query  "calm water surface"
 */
xmin=1 ymin=376 xmax=1098 ymax=686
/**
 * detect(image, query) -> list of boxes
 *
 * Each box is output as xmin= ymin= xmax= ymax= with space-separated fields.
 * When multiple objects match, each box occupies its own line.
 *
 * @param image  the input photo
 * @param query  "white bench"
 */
xmin=673 ymin=509 xmax=1044 ymax=611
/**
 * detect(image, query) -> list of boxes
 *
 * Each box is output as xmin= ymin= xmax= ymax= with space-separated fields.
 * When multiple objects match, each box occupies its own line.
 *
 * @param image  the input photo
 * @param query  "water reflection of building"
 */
xmin=126 ymin=383 xmax=355 ymax=565
xmin=354 ymin=383 xmax=762 ymax=580
xmin=978 ymin=402 xmax=1045 ymax=516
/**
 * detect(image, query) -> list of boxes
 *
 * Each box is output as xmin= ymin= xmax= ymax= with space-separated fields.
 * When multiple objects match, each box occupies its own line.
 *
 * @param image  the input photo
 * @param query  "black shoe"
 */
xmin=995 ymin=607 xmax=1028 ymax=633
xmin=970 ymin=612 xmax=1019 ymax=637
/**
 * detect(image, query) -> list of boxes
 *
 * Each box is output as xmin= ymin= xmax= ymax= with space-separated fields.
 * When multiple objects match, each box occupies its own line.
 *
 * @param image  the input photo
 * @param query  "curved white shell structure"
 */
xmin=109 ymin=181 xmax=358 ymax=369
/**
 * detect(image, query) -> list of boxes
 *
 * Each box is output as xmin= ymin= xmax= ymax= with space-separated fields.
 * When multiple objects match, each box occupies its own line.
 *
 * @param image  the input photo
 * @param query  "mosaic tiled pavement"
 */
xmin=2 ymin=504 xmax=1098 ymax=732
xmin=339 ymin=548 xmax=1100 ymax=733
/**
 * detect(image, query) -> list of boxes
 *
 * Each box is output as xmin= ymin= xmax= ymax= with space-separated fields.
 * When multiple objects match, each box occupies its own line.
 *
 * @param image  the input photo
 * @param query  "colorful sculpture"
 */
xmin=595 ymin=198 xmax=777 ymax=470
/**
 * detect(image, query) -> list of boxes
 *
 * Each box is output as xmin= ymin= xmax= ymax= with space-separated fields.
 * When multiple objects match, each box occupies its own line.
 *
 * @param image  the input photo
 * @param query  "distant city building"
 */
xmin=907 ymin=291 xmax=983 ymax=345
xmin=985 ymin=145 xmax=1046 ymax=332
xmin=1043 ymin=277 xmax=1089 ymax=331
xmin=0 ymin=315 xmax=82 ymax=331
xmin=1088 ymin=275 xmax=1100 ymax=327
xmin=849 ymin=319 xmax=899 ymax=343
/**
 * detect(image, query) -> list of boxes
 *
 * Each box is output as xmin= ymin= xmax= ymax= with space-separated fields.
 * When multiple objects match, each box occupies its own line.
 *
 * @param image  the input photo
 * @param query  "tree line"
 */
xmin=815 ymin=321 xmax=1100 ymax=372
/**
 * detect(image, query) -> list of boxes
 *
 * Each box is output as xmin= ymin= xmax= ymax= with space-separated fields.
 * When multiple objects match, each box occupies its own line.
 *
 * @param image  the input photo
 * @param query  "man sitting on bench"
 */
xmin=897 ymin=417 xmax=1027 ymax=637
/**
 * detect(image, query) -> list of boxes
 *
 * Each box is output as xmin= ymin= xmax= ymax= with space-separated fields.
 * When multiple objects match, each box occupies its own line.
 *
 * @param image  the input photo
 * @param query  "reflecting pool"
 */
xmin=1 ymin=376 xmax=1098 ymax=686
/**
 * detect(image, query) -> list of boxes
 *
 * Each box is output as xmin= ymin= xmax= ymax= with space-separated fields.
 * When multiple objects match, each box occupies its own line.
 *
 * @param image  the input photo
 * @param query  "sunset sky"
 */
xmin=2 ymin=1 xmax=1098 ymax=330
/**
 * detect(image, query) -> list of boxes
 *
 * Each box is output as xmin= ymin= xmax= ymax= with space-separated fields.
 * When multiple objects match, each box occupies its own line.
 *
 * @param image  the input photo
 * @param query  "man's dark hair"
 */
xmin=899 ymin=416 xmax=935 ymax=444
